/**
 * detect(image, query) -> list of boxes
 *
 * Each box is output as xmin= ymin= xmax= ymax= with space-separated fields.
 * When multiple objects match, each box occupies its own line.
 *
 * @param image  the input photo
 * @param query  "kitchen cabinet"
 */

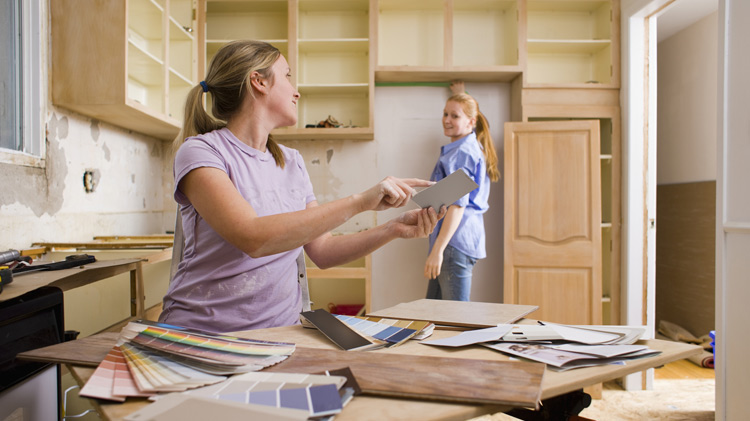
xmin=51 ymin=0 xmax=197 ymax=141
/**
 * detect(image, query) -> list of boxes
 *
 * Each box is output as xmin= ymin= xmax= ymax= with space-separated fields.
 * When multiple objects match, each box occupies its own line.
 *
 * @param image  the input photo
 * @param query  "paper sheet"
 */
xmin=421 ymin=325 xmax=513 ymax=347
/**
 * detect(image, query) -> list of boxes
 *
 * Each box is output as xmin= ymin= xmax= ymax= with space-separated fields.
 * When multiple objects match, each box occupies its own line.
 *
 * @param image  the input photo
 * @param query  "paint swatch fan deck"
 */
xmin=80 ymin=320 xmax=295 ymax=401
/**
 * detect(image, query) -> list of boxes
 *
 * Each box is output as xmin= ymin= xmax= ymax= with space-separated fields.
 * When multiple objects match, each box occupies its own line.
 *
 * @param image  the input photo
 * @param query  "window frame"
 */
xmin=0 ymin=0 xmax=45 ymax=167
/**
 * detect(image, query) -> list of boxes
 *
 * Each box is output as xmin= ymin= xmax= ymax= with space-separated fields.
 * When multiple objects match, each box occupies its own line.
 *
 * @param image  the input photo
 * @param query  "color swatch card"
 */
xmin=120 ymin=343 xmax=226 ymax=393
xmin=300 ymin=309 xmax=384 ymax=351
xmin=334 ymin=314 xmax=434 ymax=346
xmin=80 ymin=346 xmax=155 ymax=401
xmin=118 ymin=320 xmax=295 ymax=374
xmin=412 ymin=170 xmax=478 ymax=210
xmin=124 ymin=393 xmax=309 ymax=421
xmin=183 ymin=372 xmax=347 ymax=417
xmin=79 ymin=346 xmax=128 ymax=401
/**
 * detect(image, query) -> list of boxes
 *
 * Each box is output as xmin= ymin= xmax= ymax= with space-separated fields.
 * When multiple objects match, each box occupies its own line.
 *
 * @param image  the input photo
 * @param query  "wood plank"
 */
xmin=265 ymin=347 xmax=544 ymax=408
xmin=92 ymin=235 xmax=174 ymax=241
xmin=367 ymin=299 xmax=538 ymax=328
xmin=33 ymin=241 xmax=174 ymax=250
xmin=18 ymin=332 xmax=119 ymax=367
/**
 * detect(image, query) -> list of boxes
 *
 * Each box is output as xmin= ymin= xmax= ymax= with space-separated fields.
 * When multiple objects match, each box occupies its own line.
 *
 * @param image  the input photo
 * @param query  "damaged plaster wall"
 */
xmin=0 ymin=107 xmax=174 ymax=250
xmin=283 ymin=139 xmax=378 ymax=233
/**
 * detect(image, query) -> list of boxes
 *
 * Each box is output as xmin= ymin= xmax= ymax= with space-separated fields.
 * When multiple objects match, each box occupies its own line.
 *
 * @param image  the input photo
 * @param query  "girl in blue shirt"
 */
xmin=424 ymin=82 xmax=500 ymax=301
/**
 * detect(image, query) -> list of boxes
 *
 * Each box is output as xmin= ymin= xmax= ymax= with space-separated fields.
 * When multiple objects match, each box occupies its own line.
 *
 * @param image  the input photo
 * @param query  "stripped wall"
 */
xmin=0 ymin=106 xmax=175 ymax=251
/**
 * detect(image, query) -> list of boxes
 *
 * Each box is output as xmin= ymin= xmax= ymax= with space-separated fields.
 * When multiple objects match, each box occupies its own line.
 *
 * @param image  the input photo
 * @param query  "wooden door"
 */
xmin=504 ymin=120 xmax=602 ymax=325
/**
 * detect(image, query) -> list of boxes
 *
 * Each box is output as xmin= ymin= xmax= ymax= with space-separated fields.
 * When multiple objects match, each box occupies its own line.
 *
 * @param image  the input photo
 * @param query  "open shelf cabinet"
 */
xmin=51 ymin=0 xmax=197 ymax=141
xmin=199 ymin=0 xmax=374 ymax=140
xmin=374 ymin=0 xmax=523 ymax=83
xmin=525 ymin=0 xmax=619 ymax=87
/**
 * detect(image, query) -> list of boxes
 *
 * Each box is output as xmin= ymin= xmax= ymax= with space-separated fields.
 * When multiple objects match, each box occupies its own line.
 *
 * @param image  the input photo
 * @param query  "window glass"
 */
xmin=0 ymin=0 xmax=21 ymax=151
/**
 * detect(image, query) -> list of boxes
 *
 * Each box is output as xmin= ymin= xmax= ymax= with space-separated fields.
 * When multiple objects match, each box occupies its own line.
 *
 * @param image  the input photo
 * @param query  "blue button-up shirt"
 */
xmin=428 ymin=131 xmax=489 ymax=259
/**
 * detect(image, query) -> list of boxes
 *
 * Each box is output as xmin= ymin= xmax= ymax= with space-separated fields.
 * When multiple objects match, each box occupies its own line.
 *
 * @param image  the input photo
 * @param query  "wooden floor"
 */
xmin=654 ymin=357 xmax=715 ymax=380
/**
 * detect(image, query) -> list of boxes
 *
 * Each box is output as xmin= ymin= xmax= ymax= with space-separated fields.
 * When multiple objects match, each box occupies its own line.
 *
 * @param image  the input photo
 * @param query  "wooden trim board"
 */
xmin=265 ymin=346 xmax=544 ymax=408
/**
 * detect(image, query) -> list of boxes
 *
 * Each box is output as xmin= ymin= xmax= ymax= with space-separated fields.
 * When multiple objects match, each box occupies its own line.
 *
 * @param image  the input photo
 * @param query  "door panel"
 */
xmin=504 ymin=120 xmax=602 ymax=325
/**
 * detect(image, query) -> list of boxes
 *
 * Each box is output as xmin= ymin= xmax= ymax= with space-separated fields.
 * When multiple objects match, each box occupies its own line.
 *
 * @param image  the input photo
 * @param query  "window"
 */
xmin=0 ymin=0 xmax=44 ymax=165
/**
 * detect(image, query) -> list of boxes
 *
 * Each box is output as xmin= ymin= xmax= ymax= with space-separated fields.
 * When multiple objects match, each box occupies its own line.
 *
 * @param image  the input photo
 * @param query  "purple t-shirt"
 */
xmin=159 ymin=128 xmax=316 ymax=333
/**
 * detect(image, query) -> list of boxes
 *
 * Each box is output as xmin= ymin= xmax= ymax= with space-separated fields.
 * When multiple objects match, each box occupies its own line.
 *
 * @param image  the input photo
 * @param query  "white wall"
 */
xmin=716 ymin=1 xmax=750 ymax=418
xmin=657 ymin=11 xmax=718 ymax=185
xmin=371 ymin=84 xmax=510 ymax=311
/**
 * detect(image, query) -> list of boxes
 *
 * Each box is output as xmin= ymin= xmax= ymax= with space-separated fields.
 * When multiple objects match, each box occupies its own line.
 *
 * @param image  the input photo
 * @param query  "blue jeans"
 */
xmin=426 ymin=245 xmax=477 ymax=301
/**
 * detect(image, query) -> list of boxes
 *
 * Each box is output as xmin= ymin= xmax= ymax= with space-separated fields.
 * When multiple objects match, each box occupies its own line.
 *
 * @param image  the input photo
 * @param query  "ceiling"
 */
xmin=657 ymin=0 xmax=719 ymax=42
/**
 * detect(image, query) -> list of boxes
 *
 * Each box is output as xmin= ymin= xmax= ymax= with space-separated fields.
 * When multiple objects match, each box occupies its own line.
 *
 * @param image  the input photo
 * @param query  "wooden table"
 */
xmin=0 ymin=258 xmax=146 ymax=318
xmin=20 ymin=323 xmax=702 ymax=421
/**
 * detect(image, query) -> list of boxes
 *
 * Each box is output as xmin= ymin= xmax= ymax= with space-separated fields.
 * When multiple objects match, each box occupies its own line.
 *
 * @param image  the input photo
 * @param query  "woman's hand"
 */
xmin=424 ymin=248 xmax=443 ymax=280
xmin=360 ymin=177 xmax=434 ymax=212
xmin=388 ymin=206 xmax=445 ymax=239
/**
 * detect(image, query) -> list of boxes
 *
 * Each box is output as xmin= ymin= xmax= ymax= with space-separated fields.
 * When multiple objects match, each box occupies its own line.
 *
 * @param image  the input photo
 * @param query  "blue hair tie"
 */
xmin=199 ymin=81 xmax=209 ymax=93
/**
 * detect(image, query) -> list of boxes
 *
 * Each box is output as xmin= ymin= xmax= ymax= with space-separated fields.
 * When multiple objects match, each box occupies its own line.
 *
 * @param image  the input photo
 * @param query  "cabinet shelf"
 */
xmin=298 ymin=84 xmax=369 ymax=95
xmin=375 ymin=67 xmax=522 ymax=83
xmin=528 ymin=39 xmax=611 ymax=54
xmin=298 ymin=39 xmax=369 ymax=53
xmin=271 ymin=127 xmax=374 ymax=140
xmin=128 ymin=43 xmax=164 ymax=86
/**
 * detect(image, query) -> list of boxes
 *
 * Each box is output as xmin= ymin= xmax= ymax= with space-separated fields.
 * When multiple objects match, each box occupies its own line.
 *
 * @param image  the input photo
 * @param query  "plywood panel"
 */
xmin=516 ymin=267 xmax=593 ymax=324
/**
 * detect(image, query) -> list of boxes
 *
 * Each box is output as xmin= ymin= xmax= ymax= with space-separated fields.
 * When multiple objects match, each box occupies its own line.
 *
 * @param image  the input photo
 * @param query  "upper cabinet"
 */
xmin=199 ymin=0 xmax=374 ymax=140
xmin=525 ymin=0 xmax=619 ymax=87
xmin=51 ymin=0 xmax=197 ymax=141
xmin=375 ymin=0 xmax=522 ymax=83
xmin=50 ymin=0 xmax=618 ymax=141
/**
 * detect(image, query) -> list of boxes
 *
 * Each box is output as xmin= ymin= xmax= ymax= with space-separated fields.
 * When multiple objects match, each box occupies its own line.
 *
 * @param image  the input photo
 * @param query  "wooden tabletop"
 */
xmin=22 ymin=323 xmax=702 ymax=421
xmin=0 ymin=258 xmax=142 ymax=302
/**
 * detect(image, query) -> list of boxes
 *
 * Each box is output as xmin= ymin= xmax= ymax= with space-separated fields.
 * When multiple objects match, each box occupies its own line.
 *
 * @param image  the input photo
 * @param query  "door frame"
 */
xmin=620 ymin=0 xmax=679 ymax=390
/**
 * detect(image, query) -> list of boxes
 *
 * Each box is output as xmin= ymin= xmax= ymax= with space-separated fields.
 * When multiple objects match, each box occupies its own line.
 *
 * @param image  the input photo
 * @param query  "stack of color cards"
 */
xmin=300 ymin=309 xmax=433 ymax=350
xmin=80 ymin=320 xmax=296 ymax=401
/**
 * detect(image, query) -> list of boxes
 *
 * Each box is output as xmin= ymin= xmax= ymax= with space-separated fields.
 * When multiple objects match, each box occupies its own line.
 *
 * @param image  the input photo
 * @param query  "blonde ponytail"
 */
xmin=172 ymin=40 xmax=286 ymax=168
xmin=447 ymin=93 xmax=501 ymax=182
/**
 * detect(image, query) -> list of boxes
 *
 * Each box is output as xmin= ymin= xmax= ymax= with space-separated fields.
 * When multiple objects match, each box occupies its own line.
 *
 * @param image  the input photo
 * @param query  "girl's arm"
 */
xmin=180 ymin=166 xmax=432 ymax=258
xmin=304 ymin=204 xmax=445 ymax=269
xmin=424 ymin=205 xmax=465 ymax=279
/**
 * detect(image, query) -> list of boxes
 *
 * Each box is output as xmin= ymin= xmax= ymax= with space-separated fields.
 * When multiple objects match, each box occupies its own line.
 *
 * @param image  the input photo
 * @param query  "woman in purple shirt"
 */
xmin=160 ymin=40 xmax=444 ymax=333
xmin=423 ymin=82 xmax=500 ymax=301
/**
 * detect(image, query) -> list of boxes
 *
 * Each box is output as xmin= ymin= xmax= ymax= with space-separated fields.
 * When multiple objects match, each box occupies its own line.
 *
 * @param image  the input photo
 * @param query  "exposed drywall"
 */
xmin=283 ymin=139 xmax=378 ymax=233
xmin=0 ymin=106 xmax=175 ymax=250
xmin=657 ymin=11 xmax=718 ymax=184
xmin=372 ymin=84 xmax=509 ymax=311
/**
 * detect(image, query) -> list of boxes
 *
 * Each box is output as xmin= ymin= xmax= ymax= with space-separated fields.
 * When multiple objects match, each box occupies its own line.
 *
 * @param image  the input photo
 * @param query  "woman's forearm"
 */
xmin=304 ymin=223 xmax=397 ymax=269
xmin=430 ymin=205 xmax=465 ymax=255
